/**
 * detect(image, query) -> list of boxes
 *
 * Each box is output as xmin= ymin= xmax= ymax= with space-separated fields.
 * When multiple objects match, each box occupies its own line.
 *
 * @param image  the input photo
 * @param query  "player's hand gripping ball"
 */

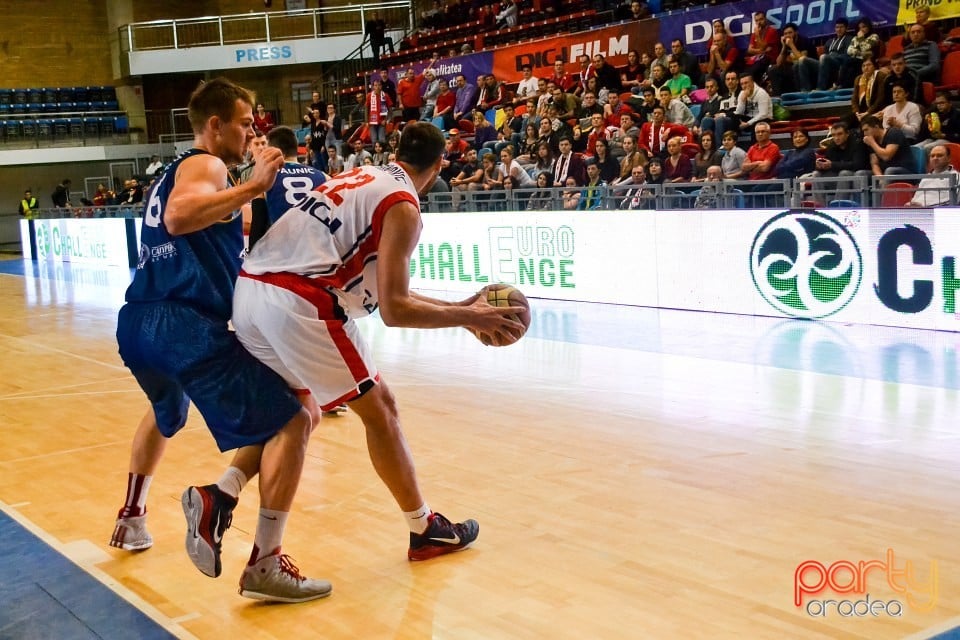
xmin=471 ymin=284 xmax=531 ymax=346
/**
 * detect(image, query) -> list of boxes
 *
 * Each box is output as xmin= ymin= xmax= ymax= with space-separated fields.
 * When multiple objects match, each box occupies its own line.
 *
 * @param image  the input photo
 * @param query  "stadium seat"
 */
xmin=834 ymin=88 xmax=853 ymax=101
xmin=98 ymin=116 xmax=114 ymax=136
xmin=9 ymin=103 xmax=25 ymax=115
xmin=807 ymin=90 xmax=836 ymax=103
xmin=0 ymin=89 xmax=10 ymax=105
xmin=922 ymin=82 xmax=935 ymax=105
xmin=780 ymin=92 xmax=807 ymax=107
xmin=30 ymin=89 xmax=45 ymax=104
xmin=37 ymin=118 xmax=53 ymax=139
xmin=5 ymin=120 xmax=20 ymax=141
xmin=910 ymin=145 xmax=927 ymax=174
xmin=0 ymin=103 xmax=9 ymax=118
xmin=21 ymin=119 xmax=37 ymax=138
xmin=41 ymin=102 xmax=58 ymax=113
xmin=939 ymin=51 xmax=960 ymax=90
xmin=113 ymin=115 xmax=129 ymax=133
xmin=52 ymin=118 xmax=69 ymax=138
xmin=69 ymin=117 xmax=84 ymax=138
xmin=828 ymin=200 xmax=859 ymax=207
xmin=24 ymin=103 xmax=41 ymax=114
xmin=83 ymin=117 xmax=100 ymax=138
xmin=12 ymin=89 xmax=27 ymax=104
xmin=886 ymin=35 xmax=905 ymax=59
xmin=72 ymin=86 xmax=88 ymax=103
xmin=940 ymin=141 xmax=960 ymax=168
xmin=881 ymin=182 xmax=916 ymax=207
xmin=57 ymin=87 xmax=74 ymax=103
xmin=457 ymin=119 xmax=475 ymax=134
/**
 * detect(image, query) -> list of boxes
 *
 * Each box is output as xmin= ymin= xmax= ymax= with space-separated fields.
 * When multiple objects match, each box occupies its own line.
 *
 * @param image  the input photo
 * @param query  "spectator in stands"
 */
xmin=720 ymin=130 xmax=746 ymax=179
xmin=478 ymin=152 xmax=505 ymax=209
xmin=92 ymin=183 xmax=113 ymax=207
xmin=620 ymin=50 xmax=646 ymax=92
xmin=549 ymin=60 xmax=578 ymax=94
xmin=604 ymin=91 xmax=634 ymax=128
xmin=580 ymin=112 xmax=607 ymax=155
xmin=817 ymin=18 xmax=854 ymax=90
xmin=670 ymin=39 xmax=702 ymax=88
xmin=706 ymin=31 xmax=740 ymax=85
xmin=343 ymin=138 xmax=373 ymax=170
xmin=324 ymin=104 xmax=343 ymax=150
xmin=578 ymin=161 xmax=606 ymax=210
xmin=710 ymin=70 xmax=741 ymax=139
xmin=883 ymin=53 xmax=921 ymax=106
xmin=911 ymin=5 xmax=942 ymax=44
xmin=693 ymin=77 xmax=722 ymax=139
xmin=431 ymin=78 xmax=456 ymax=130
xmin=537 ymin=117 xmax=560 ymax=155
xmin=365 ymin=79 xmax=392 ymax=144
xmin=768 ymin=23 xmax=817 ymax=95
xmin=51 ymin=179 xmax=72 ymax=209
xmin=592 ymin=138 xmax=620 ymax=183
xmin=146 ymin=155 xmax=164 ymax=176
xmin=903 ymin=22 xmax=941 ymax=84
xmin=562 ymin=176 xmax=582 ymax=209
xmin=776 ymin=128 xmax=816 ymax=181
xmin=254 ymin=104 xmax=275 ymax=135
xmin=880 ymin=84 xmax=922 ymax=142
xmin=593 ymin=54 xmax=623 ymax=94
xmin=550 ymin=85 xmax=578 ymax=121
xmin=365 ymin=11 xmax=395 ymax=65
xmin=662 ymin=136 xmax=693 ymax=182
xmin=386 ymin=132 xmax=400 ymax=157
xmin=629 ymin=1 xmax=650 ymax=21
xmin=377 ymin=69 xmax=397 ymax=104
xmin=326 ymin=145 xmax=343 ymax=176
xmin=646 ymin=64 xmax=668 ymax=95
xmin=421 ymin=69 xmax=440 ymax=121
xmin=545 ymin=103 xmax=571 ymax=139
xmin=397 ymin=67 xmax=427 ymax=122
xmin=814 ymin=121 xmax=871 ymax=202
xmin=461 ymin=43 xmax=474 ymax=55
xmin=651 ymin=42 xmax=669 ymax=71
xmin=639 ymin=105 xmax=687 ymax=159
xmin=744 ymin=11 xmax=780 ymax=82
xmin=665 ymin=57 xmax=693 ymax=101
xmin=449 ymin=148 xmax=483 ymax=211
xmin=741 ymin=122 xmax=782 ymax=205
xmin=735 ymin=73 xmax=773 ymax=138
xmin=576 ymin=91 xmax=604 ymax=126
xmin=532 ymin=141 xmax=557 ymax=177
xmin=18 ymin=189 xmax=39 ymax=218
xmin=552 ymin=136 xmax=586 ymax=186
xmin=516 ymin=123 xmax=540 ymax=166
xmin=917 ymin=91 xmax=960 ymax=150
xmin=615 ymin=135 xmax=645 ymax=185
xmin=371 ymin=140 xmax=388 ymax=166
xmin=439 ymin=135 xmax=465 ymax=184
xmin=660 ymin=87 xmax=695 ymax=128
xmin=500 ymin=145 xmax=536 ymax=189
xmin=907 ymin=144 xmax=957 ymax=206
xmin=646 ymin=158 xmax=664 ymax=186
xmin=495 ymin=0 xmax=519 ymax=29
xmin=473 ymin=111 xmax=497 ymax=154
xmin=347 ymin=92 xmax=366 ymax=129
xmin=119 ymin=178 xmax=144 ymax=206
xmin=694 ymin=165 xmax=724 ymax=209
xmin=512 ymin=65 xmax=540 ymax=108
xmin=618 ymin=165 xmax=652 ymax=210
xmin=628 ymin=86 xmax=657 ymax=123
xmin=477 ymin=75 xmax=506 ymax=112
xmin=862 ymin=115 xmax=915 ymax=176
xmin=608 ymin=113 xmax=639 ymax=159
xmin=308 ymin=91 xmax=326 ymax=118
xmin=527 ymin=172 xmax=556 ymax=210
xmin=850 ymin=56 xmax=887 ymax=126
xmin=453 ymin=74 xmax=477 ymax=125
xmin=575 ymin=55 xmax=595 ymax=97
xmin=845 ymin=18 xmax=881 ymax=88
xmin=691 ymin=131 xmax=721 ymax=181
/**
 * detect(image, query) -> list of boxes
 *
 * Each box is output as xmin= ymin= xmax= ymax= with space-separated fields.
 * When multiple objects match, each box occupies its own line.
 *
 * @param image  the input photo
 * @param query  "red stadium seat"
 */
xmin=941 ymin=142 xmax=960 ymax=168
xmin=881 ymin=182 xmax=916 ymax=207
xmin=457 ymin=119 xmax=475 ymax=134
xmin=938 ymin=51 xmax=960 ymax=90
xmin=885 ymin=35 xmax=904 ymax=58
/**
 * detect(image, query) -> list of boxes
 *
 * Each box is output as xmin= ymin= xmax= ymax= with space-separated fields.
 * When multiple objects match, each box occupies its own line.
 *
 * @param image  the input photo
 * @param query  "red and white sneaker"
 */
xmin=408 ymin=512 xmax=479 ymax=561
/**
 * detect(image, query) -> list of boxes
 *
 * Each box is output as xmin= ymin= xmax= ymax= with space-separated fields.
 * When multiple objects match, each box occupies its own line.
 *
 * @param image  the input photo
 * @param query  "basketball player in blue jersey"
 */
xmin=110 ymin=77 xmax=330 ymax=603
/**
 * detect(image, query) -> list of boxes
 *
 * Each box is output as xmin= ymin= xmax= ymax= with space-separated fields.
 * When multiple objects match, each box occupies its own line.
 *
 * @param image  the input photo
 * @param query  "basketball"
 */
xmin=471 ymin=284 xmax=531 ymax=347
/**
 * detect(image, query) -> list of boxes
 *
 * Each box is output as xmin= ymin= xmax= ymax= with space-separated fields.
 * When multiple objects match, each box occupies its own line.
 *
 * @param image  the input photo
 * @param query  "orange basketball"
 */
xmin=471 ymin=284 xmax=531 ymax=347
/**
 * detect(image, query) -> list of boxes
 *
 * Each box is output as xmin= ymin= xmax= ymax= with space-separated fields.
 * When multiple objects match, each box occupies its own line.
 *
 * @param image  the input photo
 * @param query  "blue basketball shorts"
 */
xmin=116 ymin=301 xmax=302 ymax=452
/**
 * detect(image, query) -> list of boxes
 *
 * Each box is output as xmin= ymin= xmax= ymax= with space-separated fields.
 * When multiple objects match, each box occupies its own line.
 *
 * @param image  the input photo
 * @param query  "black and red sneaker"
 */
xmin=181 ymin=484 xmax=236 ymax=577
xmin=408 ymin=512 xmax=479 ymax=561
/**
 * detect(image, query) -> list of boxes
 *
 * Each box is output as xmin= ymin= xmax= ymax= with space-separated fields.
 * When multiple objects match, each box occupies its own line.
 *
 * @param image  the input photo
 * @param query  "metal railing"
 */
xmin=22 ymin=205 xmax=145 ymax=220
xmin=120 ymin=1 xmax=412 ymax=52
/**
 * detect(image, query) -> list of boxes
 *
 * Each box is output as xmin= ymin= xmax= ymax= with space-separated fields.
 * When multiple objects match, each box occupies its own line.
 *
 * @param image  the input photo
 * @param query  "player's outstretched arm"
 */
xmin=165 ymin=149 xmax=283 ymax=236
xmin=377 ymin=201 xmax=524 ymax=336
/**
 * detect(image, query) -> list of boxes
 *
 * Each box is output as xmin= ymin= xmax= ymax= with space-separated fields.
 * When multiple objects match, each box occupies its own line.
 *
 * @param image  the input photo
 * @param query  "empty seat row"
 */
xmin=0 ymin=115 xmax=128 ymax=141
xmin=0 ymin=101 xmax=120 ymax=114
xmin=0 ymin=86 xmax=117 ymax=105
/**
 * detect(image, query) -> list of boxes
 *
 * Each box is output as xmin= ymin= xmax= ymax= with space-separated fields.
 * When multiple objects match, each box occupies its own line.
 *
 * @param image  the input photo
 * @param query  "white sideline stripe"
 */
xmin=903 ymin=617 xmax=960 ymax=640
xmin=0 ymin=501 xmax=200 ymax=640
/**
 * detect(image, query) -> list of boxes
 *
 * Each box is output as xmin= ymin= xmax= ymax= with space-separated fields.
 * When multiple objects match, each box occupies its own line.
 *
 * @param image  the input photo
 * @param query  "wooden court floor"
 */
xmin=0 ymin=261 xmax=958 ymax=640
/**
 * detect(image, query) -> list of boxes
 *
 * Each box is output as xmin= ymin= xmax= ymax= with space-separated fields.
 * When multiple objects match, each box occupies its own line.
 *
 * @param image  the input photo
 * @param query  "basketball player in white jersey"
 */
xmin=232 ymin=122 xmax=525 ymax=563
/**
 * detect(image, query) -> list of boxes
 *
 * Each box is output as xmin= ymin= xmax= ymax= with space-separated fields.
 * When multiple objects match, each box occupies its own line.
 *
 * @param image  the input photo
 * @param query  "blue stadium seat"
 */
xmin=780 ymin=92 xmax=807 ymax=107
xmin=74 ymin=101 xmax=91 ymax=112
xmin=689 ymin=103 xmax=701 ymax=119
xmin=4 ymin=120 xmax=20 ymax=140
xmin=113 ymin=115 xmax=129 ymax=133
xmin=30 ymin=89 xmax=45 ymax=104
xmin=69 ymin=117 xmax=83 ymax=138
xmin=24 ymin=103 xmax=42 ymax=114
xmin=41 ymin=102 xmax=58 ymax=113
xmin=37 ymin=118 xmax=54 ymax=139
xmin=807 ymin=90 xmax=836 ymax=103
xmin=92 ymin=101 xmax=107 ymax=111
xmin=834 ymin=88 xmax=853 ymax=101
xmin=87 ymin=87 xmax=103 ymax=102
xmin=0 ymin=89 xmax=10 ymax=105
xmin=52 ymin=118 xmax=69 ymax=138
xmin=73 ymin=86 xmax=89 ymax=102
xmin=828 ymin=199 xmax=859 ymax=207
xmin=58 ymin=102 xmax=77 ymax=113
xmin=12 ymin=89 xmax=27 ymax=104
xmin=911 ymin=145 xmax=927 ymax=173
xmin=104 ymin=100 xmax=119 ymax=111
xmin=83 ymin=117 xmax=100 ymax=138
xmin=100 ymin=86 xmax=117 ymax=101
xmin=57 ymin=87 xmax=74 ymax=102
xmin=10 ymin=103 xmax=25 ymax=115
xmin=0 ymin=103 xmax=10 ymax=118
xmin=21 ymin=119 xmax=37 ymax=138
xmin=98 ymin=116 xmax=114 ymax=135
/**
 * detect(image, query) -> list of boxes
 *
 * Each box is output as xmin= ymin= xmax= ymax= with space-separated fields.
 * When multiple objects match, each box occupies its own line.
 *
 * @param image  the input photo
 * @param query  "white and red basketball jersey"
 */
xmin=240 ymin=164 xmax=419 ymax=319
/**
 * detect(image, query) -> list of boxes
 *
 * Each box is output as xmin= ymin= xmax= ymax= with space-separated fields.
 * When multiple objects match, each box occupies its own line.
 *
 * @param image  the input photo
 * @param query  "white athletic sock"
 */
xmin=215 ymin=467 xmax=248 ymax=500
xmin=404 ymin=504 xmax=432 ymax=534
xmin=252 ymin=508 xmax=288 ymax=562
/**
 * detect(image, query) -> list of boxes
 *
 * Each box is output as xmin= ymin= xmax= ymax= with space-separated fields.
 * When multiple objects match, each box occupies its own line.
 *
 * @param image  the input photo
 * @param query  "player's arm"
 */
xmin=165 ymin=148 xmax=283 ymax=235
xmin=376 ymin=201 xmax=524 ymax=336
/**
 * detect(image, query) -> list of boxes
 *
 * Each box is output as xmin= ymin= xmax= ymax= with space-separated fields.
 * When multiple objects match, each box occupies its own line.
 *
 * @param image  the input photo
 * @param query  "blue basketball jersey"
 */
xmin=124 ymin=148 xmax=243 ymax=322
xmin=264 ymin=162 xmax=327 ymax=223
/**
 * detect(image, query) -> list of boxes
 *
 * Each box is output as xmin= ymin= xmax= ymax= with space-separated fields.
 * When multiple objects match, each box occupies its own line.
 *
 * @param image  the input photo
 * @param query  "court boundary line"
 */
xmin=0 ymin=500 xmax=200 ymax=640
xmin=904 ymin=618 xmax=960 ymax=640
